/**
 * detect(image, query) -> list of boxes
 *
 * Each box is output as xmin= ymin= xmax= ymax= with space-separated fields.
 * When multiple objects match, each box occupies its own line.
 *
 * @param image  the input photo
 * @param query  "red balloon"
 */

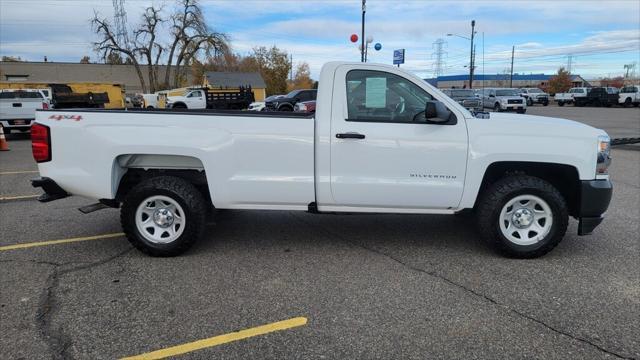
xmin=350 ymin=34 xmax=358 ymax=43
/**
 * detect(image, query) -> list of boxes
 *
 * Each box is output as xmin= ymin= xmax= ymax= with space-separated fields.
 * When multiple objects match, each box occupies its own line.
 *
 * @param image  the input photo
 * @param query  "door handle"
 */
xmin=336 ymin=132 xmax=365 ymax=139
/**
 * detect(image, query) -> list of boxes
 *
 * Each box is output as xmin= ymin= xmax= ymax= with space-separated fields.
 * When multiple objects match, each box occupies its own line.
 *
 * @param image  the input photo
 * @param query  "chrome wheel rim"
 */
xmin=499 ymin=194 xmax=553 ymax=246
xmin=135 ymin=195 xmax=186 ymax=244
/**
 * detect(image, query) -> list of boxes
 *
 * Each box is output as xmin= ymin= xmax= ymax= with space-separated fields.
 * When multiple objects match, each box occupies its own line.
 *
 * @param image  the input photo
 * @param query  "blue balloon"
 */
xmin=374 ymin=43 xmax=382 ymax=51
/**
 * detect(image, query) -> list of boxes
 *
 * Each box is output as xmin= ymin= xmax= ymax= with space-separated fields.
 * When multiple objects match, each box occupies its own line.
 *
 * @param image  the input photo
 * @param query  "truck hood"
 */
xmin=479 ymin=112 xmax=606 ymax=138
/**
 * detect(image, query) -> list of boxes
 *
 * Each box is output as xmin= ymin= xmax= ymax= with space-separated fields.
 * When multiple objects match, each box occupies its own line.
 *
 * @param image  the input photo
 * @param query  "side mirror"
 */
xmin=425 ymin=101 xmax=438 ymax=119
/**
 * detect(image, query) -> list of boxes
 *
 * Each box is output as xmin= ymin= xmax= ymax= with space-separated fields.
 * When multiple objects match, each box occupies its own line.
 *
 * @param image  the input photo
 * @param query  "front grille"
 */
xmin=507 ymin=99 xmax=523 ymax=104
xmin=462 ymin=99 xmax=481 ymax=108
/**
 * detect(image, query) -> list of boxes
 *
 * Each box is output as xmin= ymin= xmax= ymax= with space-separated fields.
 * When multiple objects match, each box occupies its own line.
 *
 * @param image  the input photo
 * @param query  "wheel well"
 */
xmin=113 ymin=154 xmax=211 ymax=206
xmin=477 ymin=162 xmax=580 ymax=217
xmin=278 ymin=103 xmax=293 ymax=110
xmin=172 ymin=102 xmax=187 ymax=108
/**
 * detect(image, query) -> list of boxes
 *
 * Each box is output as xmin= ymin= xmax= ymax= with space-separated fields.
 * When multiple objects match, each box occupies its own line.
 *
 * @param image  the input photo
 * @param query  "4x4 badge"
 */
xmin=49 ymin=115 xmax=82 ymax=121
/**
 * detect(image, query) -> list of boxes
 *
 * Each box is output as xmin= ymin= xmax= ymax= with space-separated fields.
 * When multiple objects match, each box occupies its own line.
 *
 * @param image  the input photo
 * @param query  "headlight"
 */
xmin=596 ymin=135 xmax=611 ymax=175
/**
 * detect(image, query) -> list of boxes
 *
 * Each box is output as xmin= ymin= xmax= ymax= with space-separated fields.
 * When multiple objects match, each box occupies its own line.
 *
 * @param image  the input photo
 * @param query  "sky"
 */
xmin=1 ymin=0 xmax=639 ymax=80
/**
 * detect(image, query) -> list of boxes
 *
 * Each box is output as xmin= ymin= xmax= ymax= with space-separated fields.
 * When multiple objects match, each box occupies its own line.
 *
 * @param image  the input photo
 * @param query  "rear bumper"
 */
xmin=31 ymin=177 xmax=69 ymax=202
xmin=577 ymin=179 xmax=613 ymax=235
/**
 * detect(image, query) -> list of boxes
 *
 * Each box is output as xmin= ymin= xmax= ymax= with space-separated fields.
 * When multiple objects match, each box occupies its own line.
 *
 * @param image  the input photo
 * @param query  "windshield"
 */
xmin=285 ymin=90 xmax=301 ymax=98
xmin=621 ymin=86 xmax=637 ymax=93
xmin=450 ymin=90 xmax=475 ymax=97
xmin=569 ymin=88 xmax=583 ymax=93
xmin=496 ymin=89 xmax=519 ymax=96
xmin=526 ymin=88 xmax=543 ymax=93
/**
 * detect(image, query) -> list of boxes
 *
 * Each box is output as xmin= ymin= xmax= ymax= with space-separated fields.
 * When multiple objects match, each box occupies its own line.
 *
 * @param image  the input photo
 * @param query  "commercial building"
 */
xmin=0 ymin=61 xmax=193 ymax=94
xmin=426 ymin=74 xmax=589 ymax=89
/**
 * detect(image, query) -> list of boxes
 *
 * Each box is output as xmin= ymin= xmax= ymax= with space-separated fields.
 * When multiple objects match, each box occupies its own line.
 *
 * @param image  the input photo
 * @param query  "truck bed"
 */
xmin=34 ymin=108 xmax=316 ymax=209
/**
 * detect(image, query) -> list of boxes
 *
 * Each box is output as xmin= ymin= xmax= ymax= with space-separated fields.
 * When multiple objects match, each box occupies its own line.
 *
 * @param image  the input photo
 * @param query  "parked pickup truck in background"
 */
xmin=30 ymin=62 xmax=612 ymax=259
xmin=166 ymin=87 xmax=255 ymax=110
xmin=554 ymin=87 xmax=589 ymax=106
xmin=519 ymin=88 xmax=549 ymax=106
xmin=0 ymin=89 xmax=49 ymax=133
xmin=618 ymin=85 xmax=640 ymax=107
xmin=480 ymin=88 xmax=527 ymax=113
xmin=441 ymin=89 xmax=482 ymax=112
xmin=265 ymin=89 xmax=317 ymax=111
xmin=575 ymin=87 xmax=618 ymax=107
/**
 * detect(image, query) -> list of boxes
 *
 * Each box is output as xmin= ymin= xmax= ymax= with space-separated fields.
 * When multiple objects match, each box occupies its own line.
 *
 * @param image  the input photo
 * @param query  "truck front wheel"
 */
xmin=476 ymin=175 xmax=568 ymax=258
xmin=121 ymin=176 xmax=207 ymax=256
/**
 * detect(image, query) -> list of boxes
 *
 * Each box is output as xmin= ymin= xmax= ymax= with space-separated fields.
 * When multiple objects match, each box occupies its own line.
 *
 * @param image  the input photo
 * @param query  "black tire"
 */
xmin=558 ymin=101 xmax=565 ymax=107
xmin=278 ymin=105 xmax=293 ymax=112
xmin=543 ymin=101 xmax=549 ymax=106
xmin=172 ymin=103 xmax=187 ymax=109
xmin=634 ymin=103 xmax=639 ymax=107
xmin=624 ymin=98 xmax=632 ymax=107
xmin=476 ymin=175 xmax=568 ymax=258
xmin=517 ymin=109 xmax=526 ymax=114
xmin=494 ymin=103 xmax=501 ymax=112
xmin=526 ymin=98 xmax=533 ymax=106
xmin=121 ymin=176 xmax=207 ymax=257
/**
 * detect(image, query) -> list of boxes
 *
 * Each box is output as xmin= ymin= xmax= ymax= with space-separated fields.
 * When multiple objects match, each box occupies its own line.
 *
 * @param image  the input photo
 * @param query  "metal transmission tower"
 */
xmin=431 ymin=38 xmax=447 ymax=78
xmin=566 ymin=54 xmax=573 ymax=73
xmin=113 ymin=0 xmax=130 ymax=48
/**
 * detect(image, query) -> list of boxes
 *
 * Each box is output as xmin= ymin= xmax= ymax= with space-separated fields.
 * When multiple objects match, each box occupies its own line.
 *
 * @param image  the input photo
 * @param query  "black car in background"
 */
xmin=575 ymin=87 xmax=618 ymax=107
xmin=265 ymin=89 xmax=317 ymax=111
xmin=441 ymin=89 xmax=482 ymax=112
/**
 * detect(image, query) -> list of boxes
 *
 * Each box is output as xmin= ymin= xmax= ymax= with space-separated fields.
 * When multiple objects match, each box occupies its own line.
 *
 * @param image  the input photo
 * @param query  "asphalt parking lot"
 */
xmin=1 ymin=107 xmax=639 ymax=359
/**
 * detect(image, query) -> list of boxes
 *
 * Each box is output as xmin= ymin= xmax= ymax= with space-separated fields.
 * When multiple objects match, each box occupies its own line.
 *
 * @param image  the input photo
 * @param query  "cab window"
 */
xmin=187 ymin=91 xmax=202 ymax=98
xmin=345 ymin=70 xmax=454 ymax=123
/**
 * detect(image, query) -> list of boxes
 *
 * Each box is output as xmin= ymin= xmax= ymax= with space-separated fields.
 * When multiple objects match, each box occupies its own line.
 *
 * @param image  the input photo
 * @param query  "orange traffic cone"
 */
xmin=0 ymin=125 xmax=9 ymax=151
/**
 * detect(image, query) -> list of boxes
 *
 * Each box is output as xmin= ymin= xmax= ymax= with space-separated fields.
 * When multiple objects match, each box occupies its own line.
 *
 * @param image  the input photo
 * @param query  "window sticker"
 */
xmin=365 ymin=77 xmax=386 ymax=108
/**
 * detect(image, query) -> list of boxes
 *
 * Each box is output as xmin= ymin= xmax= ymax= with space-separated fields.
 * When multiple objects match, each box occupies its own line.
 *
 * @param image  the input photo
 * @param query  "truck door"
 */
xmin=327 ymin=66 xmax=468 ymax=210
xmin=186 ymin=90 xmax=205 ymax=109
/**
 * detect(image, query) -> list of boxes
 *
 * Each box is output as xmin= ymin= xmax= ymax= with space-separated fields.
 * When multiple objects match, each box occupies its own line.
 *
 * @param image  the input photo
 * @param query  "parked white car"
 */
xmin=31 ymin=61 xmax=612 ymax=259
xmin=618 ymin=85 xmax=640 ymax=107
xmin=0 ymin=89 xmax=50 ymax=133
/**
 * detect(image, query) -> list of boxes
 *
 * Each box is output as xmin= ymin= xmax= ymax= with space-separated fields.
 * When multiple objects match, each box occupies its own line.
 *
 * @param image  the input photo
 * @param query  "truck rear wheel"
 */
xmin=121 ymin=176 xmax=207 ymax=256
xmin=558 ymin=101 xmax=564 ymax=106
xmin=476 ymin=175 xmax=568 ymax=258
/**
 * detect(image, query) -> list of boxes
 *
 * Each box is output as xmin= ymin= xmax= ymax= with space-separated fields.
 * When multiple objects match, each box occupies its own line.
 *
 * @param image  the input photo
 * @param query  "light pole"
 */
xmin=361 ymin=0 xmax=366 ymax=62
xmin=447 ymin=19 xmax=476 ymax=88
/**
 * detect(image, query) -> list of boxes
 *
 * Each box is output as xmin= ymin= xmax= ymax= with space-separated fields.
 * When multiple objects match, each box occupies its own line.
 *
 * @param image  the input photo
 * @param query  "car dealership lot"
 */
xmin=1 ymin=107 xmax=639 ymax=359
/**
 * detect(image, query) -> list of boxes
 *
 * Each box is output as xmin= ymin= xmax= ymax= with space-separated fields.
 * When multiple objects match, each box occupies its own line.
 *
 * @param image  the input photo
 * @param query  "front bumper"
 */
xmin=577 ymin=179 xmax=613 ymax=235
xmin=31 ymin=177 xmax=69 ymax=202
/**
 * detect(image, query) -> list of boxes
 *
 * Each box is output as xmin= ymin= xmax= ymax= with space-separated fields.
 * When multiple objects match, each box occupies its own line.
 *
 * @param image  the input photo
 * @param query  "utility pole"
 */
xmin=567 ymin=54 xmax=573 ymax=74
xmin=361 ymin=0 xmax=366 ymax=63
xmin=509 ymin=45 xmax=515 ymax=88
xmin=290 ymin=54 xmax=293 ymax=82
xmin=469 ymin=20 xmax=476 ymax=89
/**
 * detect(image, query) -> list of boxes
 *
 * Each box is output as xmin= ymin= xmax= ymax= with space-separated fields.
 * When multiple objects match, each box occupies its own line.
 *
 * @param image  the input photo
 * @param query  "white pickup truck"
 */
xmin=618 ymin=85 xmax=640 ymax=107
xmin=0 ymin=89 xmax=50 ymax=133
xmin=554 ymin=87 xmax=589 ymax=106
xmin=30 ymin=62 xmax=613 ymax=259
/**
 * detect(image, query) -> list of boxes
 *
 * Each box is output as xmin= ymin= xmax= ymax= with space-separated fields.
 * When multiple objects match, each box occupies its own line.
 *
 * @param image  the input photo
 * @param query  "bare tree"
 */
xmin=164 ymin=0 xmax=228 ymax=88
xmin=91 ymin=0 xmax=228 ymax=93
xmin=92 ymin=13 xmax=147 ymax=92
xmin=134 ymin=6 xmax=164 ymax=93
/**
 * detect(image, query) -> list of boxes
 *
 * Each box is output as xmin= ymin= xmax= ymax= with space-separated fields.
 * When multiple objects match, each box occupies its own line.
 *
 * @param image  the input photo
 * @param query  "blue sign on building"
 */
xmin=393 ymin=49 xmax=405 ymax=65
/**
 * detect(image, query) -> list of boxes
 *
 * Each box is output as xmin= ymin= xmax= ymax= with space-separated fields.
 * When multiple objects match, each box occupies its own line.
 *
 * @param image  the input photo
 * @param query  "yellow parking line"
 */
xmin=0 ymin=233 xmax=125 ymax=251
xmin=0 ymin=170 xmax=39 ymax=175
xmin=121 ymin=317 xmax=308 ymax=360
xmin=0 ymin=194 xmax=39 ymax=201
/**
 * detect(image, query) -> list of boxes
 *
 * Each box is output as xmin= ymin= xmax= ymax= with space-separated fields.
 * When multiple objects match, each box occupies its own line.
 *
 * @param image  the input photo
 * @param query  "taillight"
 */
xmin=42 ymin=102 xmax=49 ymax=109
xmin=31 ymin=123 xmax=51 ymax=163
